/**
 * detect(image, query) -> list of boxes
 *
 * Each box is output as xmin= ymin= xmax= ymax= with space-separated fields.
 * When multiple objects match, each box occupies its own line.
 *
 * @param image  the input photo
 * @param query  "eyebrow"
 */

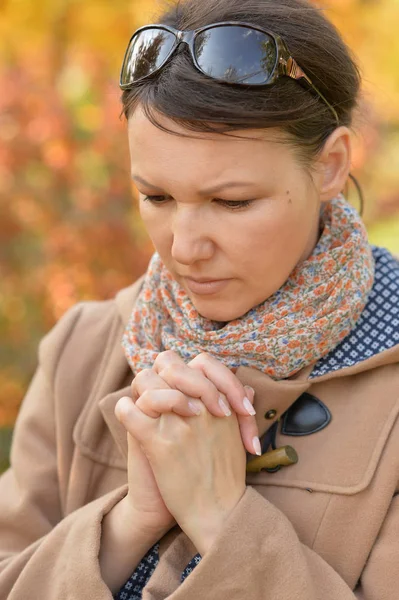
xmin=131 ymin=174 xmax=258 ymax=196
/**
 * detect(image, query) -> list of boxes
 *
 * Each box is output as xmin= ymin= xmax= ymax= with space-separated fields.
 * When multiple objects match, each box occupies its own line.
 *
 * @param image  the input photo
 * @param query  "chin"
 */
xmin=194 ymin=302 xmax=248 ymax=323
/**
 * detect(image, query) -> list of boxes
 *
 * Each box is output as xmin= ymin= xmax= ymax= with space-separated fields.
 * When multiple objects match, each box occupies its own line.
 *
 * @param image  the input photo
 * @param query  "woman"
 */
xmin=1 ymin=0 xmax=399 ymax=598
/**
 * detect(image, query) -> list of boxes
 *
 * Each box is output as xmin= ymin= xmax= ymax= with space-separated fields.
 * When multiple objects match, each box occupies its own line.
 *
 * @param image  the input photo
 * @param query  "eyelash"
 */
xmin=142 ymin=195 xmax=253 ymax=211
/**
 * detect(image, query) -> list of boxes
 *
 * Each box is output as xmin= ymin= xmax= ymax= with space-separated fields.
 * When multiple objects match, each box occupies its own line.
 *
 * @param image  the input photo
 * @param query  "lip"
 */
xmin=185 ymin=276 xmax=224 ymax=283
xmin=184 ymin=277 xmax=231 ymax=295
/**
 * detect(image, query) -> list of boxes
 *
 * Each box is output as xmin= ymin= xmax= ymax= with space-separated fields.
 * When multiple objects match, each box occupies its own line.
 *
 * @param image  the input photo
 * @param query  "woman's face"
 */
xmin=128 ymin=106 xmax=325 ymax=322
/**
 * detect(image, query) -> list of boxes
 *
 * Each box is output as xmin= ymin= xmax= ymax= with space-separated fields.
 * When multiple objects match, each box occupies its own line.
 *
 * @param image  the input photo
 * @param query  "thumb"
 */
xmin=115 ymin=396 xmax=155 ymax=444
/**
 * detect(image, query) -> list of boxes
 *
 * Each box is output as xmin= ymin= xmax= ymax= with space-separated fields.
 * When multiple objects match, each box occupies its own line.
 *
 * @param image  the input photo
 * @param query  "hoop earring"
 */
xmin=346 ymin=172 xmax=364 ymax=216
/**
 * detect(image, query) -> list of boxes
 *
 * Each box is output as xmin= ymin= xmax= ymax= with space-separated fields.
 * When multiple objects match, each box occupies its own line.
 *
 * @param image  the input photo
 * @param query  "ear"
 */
xmin=314 ymin=126 xmax=352 ymax=203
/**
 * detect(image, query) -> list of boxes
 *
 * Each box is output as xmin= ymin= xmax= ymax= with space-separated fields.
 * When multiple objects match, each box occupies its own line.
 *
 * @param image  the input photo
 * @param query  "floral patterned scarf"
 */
xmin=122 ymin=195 xmax=375 ymax=380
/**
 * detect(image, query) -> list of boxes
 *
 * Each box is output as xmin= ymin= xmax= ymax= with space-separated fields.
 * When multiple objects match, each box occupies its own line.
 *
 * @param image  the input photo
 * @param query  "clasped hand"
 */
xmin=115 ymin=350 xmax=259 ymax=555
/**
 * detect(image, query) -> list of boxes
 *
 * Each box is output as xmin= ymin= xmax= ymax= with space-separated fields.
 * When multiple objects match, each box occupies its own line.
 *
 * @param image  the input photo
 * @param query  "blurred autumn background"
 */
xmin=0 ymin=0 xmax=399 ymax=469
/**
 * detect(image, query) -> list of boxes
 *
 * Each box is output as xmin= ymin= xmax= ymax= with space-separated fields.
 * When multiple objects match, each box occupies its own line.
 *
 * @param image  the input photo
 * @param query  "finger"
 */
xmin=136 ymin=389 xmax=204 ymax=418
xmin=237 ymin=413 xmax=261 ymax=456
xmin=237 ymin=388 xmax=260 ymax=455
xmin=188 ymin=353 xmax=256 ymax=417
xmin=156 ymin=362 xmax=230 ymax=419
xmin=153 ymin=350 xmax=186 ymax=373
xmin=132 ymin=365 xmax=205 ymax=418
xmin=115 ymin=396 xmax=156 ymax=444
xmin=131 ymin=368 xmax=172 ymax=402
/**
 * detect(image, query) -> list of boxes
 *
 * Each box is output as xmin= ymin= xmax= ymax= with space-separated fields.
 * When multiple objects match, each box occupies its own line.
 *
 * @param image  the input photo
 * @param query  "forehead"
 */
xmin=127 ymin=105 xmax=292 ymax=182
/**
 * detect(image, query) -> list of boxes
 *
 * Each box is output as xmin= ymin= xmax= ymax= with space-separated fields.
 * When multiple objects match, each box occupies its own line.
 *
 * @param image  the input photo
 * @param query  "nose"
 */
xmin=170 ymin=206 xmax=214 ymax=265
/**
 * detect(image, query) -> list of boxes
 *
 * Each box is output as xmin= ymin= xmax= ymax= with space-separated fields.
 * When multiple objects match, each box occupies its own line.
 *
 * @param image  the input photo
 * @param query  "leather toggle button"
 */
xmin=281 ymin=393 xmax=331 ymax=436
xmin=265 ymin=409 xmax=277 ymax=420
xmin=246 ymin=445 xmax=298 ymax=473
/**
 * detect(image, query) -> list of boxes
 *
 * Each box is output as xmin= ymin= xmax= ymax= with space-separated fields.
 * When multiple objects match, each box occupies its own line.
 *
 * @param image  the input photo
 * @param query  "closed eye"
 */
xmin=142 ymin=195 xmax=254 ymax=211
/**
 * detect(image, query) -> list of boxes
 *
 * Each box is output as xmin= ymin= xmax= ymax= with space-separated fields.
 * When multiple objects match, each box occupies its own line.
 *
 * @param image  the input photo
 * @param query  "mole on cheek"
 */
xmin=286 ymin=190 xmax=292 ymax=204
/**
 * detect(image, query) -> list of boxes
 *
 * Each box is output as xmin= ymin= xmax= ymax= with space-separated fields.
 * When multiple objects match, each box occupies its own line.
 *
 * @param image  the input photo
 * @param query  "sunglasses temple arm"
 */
xmin=307 ymin=80 xmax=340 ymax=126
xmin=285 ymin=57 xmax=339 ymax=125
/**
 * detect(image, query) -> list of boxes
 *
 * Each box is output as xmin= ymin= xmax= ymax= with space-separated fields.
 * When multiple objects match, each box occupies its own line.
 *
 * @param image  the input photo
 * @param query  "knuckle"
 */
xmin=132 ymin=368 xmax=152 ymax=385
xmin=159 ymin=363 xmax=183 ymax=380
xmin=130 ymin=369 xmax=153 ymax=396
xmin=160 ymin=349 xmax=179 ymax=359
xmin=136 ymin=390 xmax=164 ymax=416
xmin=191 ymin=351 xmax=212 ymax=365
xmin=141 ymin=368 xmax=154 ymax=379
xmin=139 ymin=389 xmax=185 ymax=411
xmin=136 ymin=389 xmax=151 ymax=405
xmin=154 ymin=350 xmax=179 ymax=365
xmin=134 ymin=397 xmax=144 ymax=412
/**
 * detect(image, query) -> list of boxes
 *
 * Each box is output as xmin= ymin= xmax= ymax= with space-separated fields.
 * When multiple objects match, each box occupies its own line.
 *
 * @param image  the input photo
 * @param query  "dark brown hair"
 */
xmin=120 ymin=0 xmax=362 ymax=170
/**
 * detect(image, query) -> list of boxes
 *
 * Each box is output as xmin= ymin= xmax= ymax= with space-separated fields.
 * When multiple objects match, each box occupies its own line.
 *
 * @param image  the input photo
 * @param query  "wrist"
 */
xmin=182 ymin=487 xmax=247 ymax=555
xmin=185 ymin=515 xmax=227 ymax=556
xmin=118 ymin=496 xmax=173 ymax=541
xmin=100 ymin=496 xmax=168 ymax=594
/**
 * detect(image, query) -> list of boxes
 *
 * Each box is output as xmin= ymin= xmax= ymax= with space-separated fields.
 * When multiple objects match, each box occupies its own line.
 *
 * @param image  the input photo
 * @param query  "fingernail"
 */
xmin=243 ymin=396 xmax=256 ymax=416
xmin=188 ymin=400 xmax=202 ymax=415
xmin=218 ymin=394 xmax=232 ymax=417
xmin=244 ymin=385 xmax=255 ymax=401
xmin=252 ymin=436 xmax=262 ymax=456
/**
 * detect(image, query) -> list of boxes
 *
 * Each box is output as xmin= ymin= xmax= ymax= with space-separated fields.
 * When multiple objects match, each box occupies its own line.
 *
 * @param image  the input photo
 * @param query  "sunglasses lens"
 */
xmin=194 ymin=25 xmax=277 ymax=85
xmin=120 ymin=28 xmax=176 ymax=86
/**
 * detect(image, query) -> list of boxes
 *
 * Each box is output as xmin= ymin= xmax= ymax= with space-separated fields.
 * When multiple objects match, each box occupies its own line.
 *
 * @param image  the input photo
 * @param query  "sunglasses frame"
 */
xmin=120 ymin=21 xmax=339 ymax=124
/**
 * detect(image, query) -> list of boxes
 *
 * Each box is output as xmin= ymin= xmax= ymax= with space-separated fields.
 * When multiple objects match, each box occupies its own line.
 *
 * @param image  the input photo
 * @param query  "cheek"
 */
xmin=139 ymin=201 xmax=156 ymax=228
xmin=226 ymin=204 xmax=292 ymax=257
xmin=139 ymin=204 xmax=171 ymax=245
xmin=229 ymin=202 xmax=315 ymax=280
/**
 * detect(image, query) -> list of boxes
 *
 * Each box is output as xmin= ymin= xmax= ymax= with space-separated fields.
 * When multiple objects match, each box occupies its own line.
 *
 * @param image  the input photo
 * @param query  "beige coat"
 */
xmin=1 ymin=275 xmax=399 ymax=599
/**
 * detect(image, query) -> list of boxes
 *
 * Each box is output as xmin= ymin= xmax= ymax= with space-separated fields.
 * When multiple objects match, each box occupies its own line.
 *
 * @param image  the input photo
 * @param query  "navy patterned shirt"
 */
xmin=115 ymin=246 xmax=399 ymax=599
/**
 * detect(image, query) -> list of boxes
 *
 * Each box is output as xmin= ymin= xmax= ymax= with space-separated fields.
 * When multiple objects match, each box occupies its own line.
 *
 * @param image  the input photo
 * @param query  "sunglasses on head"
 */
xmin=119 ymin=21 xmax=339 ymax=125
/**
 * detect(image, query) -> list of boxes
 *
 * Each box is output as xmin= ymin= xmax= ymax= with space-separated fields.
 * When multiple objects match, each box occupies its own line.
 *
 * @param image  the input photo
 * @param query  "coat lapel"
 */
xmin=235 ymin=364 xmax=312 ymax=439
xmin=99 ymin=386 xmax=131 ymax=462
